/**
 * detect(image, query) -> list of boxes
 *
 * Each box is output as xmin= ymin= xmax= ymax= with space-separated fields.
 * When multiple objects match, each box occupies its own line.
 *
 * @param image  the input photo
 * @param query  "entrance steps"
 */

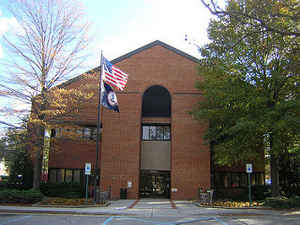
xmin=130 ymin=199 xmax=197 ymax=210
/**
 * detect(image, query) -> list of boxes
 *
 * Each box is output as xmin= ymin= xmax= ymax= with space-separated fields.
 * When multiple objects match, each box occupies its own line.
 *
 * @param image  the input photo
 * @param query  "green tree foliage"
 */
xmin=201 ymin=0 xmax=300 ymax=38
xmin=194 ymin=0 xmax=300 ymax=196
xmin=5 ymin=127 xmax=33 ymax=189
xmin=278 ymin=140 xmax=300 ymax=197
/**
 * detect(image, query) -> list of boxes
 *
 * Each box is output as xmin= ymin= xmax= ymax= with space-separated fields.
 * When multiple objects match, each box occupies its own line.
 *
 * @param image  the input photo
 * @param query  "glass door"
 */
xmin=139 ymin=170 xmax=170 ymax=198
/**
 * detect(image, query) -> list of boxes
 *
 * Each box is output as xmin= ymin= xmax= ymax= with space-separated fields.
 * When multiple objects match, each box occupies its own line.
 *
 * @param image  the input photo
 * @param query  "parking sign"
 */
xmin=85 ymin=163 xmax=91 ymax=175
xmin=246 ymin=164 xmax=253 ymax=173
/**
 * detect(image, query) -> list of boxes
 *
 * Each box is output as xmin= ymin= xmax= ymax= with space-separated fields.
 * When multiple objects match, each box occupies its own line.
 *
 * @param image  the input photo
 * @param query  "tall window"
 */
xmin=142 ymin=85 xmax=171 ymax=117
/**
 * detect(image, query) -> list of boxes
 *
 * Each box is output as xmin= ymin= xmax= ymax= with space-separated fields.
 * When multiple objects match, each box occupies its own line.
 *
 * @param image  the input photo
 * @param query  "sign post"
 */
xmin=246 ymin=163 xmax=253 ymax=206
xmin=85 ymin=163 xmax=91 ymax=202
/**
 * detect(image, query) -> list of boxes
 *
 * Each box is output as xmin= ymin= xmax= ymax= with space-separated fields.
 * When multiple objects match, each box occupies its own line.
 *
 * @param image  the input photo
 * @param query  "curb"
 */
xmin=0 ymin=208 xmax=136 ymax=216
xmin=32 ymin=202 xmax=110 ymax=208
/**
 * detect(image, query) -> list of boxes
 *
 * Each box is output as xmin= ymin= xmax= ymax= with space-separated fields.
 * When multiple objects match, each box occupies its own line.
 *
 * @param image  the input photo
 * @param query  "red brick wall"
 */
xmin=48 ymin=139 xmax=97 ymax=169
xmin=48 ymin=43 xmax=210 ymax=200
xmin=171 ymin=94 xmax=210 ymax=199
xmin=99 ymin=44 xmax=209 ymax=200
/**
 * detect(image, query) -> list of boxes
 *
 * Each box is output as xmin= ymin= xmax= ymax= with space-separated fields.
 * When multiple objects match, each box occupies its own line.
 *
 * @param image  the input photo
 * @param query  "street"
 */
xmin=1 ymin=212 xmax=300 ymax=225
xmin=1 ymin=199 xmax=300 ymax=225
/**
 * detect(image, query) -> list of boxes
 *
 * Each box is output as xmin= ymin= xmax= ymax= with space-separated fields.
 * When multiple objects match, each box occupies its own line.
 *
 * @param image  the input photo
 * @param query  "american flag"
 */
xmin=102 ymin=57 xmax=128 ymax=91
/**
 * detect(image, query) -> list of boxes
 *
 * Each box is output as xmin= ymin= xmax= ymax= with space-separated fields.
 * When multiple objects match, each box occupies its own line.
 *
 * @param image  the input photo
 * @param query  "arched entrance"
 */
xmin=139 ymin=85 xmax=171 ymax=198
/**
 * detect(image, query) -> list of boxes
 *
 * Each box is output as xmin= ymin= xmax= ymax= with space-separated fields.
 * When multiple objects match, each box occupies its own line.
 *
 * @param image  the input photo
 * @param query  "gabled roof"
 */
xmin=59 ymin=40 xmax=199 ymax=88
xmin=111 ymin=40 xmax=199 ymax=64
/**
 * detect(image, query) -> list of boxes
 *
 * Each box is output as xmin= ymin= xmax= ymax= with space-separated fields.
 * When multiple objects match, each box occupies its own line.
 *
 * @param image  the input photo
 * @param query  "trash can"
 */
xmin=95 ymin=188 xmax=100 ymax=204
xmin=120 ymin=188 xmax=127 ymax=199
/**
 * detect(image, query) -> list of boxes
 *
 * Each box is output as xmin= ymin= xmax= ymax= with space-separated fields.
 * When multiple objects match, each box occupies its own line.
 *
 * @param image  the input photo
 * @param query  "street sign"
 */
xmin=85 ymin=163 xmax=91 ymax=175
xmin=246 ymin=163 xmax=253 ymax=173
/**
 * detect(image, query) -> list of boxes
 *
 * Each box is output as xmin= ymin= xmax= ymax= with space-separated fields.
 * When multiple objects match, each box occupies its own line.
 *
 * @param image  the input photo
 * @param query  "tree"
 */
xmin=193 ymin=0 xmax=300 ymax=196
xmin=0 ymin=0 xmax=94 ymax=190
xmin=4 ymin=126 xmax=33 ymax=189
xmin=200 ymin=0 xmax=300 ymax=38
xmin=278 ymin=143 xmax=300 ymax=197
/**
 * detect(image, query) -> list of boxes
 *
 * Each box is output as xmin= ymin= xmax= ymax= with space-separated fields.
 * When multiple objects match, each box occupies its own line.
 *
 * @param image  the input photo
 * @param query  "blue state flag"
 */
xmin=101 ymin=82 xmax=120 ymax=112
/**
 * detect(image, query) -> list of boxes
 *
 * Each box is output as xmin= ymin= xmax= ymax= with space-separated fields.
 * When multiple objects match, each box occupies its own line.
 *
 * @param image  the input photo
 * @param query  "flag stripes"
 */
xmin=103 ymin=57 xmax=128 ymax=91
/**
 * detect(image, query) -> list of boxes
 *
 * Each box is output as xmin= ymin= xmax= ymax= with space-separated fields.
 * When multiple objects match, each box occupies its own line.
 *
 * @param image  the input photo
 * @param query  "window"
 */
xmin=73 ymin=169 xmax=81 ymax=183
xmin=156 ymin=126 xmax=164 ymax=140
xmin=142 ymin=125 xmax=171 ymax=141
xmin=57 ymin=169 xmax=65 ymax=183
xmin=90 ymin=128 xmax=97 ymax=140
xmin=143 ymin=126 xmax=150 ymax=140
xmin=49 ymin=168 xmax=84 ymax=184
xmin=82 ymin=127 xmax=90 ymax=139
xmin=51 ymin=128 xmax=62 ymax=137
xmin=214 ymin=172 xmax=265 ymax=188
xmin=149 ymin=126 xmax=156 ymax=139
xmin=51 ymin=126 xmax=98 ymax=140
xmin=49 ymin=169 xmax=57 ymax=183
xmin=142 ymin=85 xmax=171 ymax=117
xmin=164 ymin=126 xmax=170 ymax=140
xmin=65 ymin=169 xmax=73 ymax=183
xmin=82 ymin=127 xmax=97 ymax=140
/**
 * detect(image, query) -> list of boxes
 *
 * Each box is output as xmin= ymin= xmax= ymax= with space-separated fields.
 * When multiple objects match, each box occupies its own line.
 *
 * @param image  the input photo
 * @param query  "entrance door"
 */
xmin=139 ymin=170 xmax=170 ymax=198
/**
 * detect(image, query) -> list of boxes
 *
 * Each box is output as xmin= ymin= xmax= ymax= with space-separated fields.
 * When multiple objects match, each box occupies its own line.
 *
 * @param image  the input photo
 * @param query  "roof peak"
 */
xmin=111 ymin=40 xmax=199 ymax=64
xmin=59 ymin=40 xmax=199 ymax=88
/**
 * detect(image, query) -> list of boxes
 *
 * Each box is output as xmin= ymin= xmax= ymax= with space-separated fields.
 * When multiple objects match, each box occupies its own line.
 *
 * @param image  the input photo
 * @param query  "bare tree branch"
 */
xmin=0 ymin=0 xmax=93 ymax=190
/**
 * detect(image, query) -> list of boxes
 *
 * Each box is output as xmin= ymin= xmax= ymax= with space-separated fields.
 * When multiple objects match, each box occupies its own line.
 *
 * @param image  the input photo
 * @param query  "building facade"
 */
xmin=47 ymin=40 xmax=264 ymax=200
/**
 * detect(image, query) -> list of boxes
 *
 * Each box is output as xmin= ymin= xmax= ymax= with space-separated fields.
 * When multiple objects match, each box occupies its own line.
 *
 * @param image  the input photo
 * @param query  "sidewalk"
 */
xmin=0 ymin=199 xmax=298 ymax=217
xmin=0 ymin=200 xmax=137 ymax=216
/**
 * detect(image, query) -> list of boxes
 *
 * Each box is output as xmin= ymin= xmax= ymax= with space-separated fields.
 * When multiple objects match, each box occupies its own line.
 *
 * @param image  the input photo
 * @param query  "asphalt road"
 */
xmin=1 ymin=213 xmax=300 ymax=225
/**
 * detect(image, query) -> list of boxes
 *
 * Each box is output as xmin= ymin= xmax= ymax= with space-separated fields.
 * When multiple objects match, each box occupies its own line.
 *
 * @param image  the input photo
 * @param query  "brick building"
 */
xmin=47 ymin=40 xmax=264 ymax=200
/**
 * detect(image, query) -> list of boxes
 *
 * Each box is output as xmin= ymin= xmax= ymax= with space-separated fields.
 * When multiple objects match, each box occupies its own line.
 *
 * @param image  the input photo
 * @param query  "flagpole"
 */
xmin=94 ymin=51 xmax=104 ymax=203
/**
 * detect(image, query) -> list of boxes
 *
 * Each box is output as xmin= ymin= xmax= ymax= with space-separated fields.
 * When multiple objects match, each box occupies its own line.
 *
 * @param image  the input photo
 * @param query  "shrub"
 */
xmin=40 ymin=183 xmax=85 ymax=198
xmin=214 ymin=188 xmax=248 ymax=201
xmin=214 ymin=185 xmax=271 ymax=201
xmin=252 ymin=185 xmax=271 ymax=200
xmin=264 ymin=196 xmax=300 ymax=209
xmin=0 ymin=189 xmax=43 ymax=203
xmin=0 ymin=181 xmax=32 ymax=191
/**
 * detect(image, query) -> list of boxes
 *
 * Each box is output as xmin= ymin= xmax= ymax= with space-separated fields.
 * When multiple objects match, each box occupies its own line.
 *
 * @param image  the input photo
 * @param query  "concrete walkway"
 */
xmin=0 ymin=199 xmax=298 ymax=217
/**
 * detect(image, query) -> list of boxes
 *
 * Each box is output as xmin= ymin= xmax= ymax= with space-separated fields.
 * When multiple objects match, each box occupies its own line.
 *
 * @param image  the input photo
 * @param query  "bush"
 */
xmin=40 ymin=183 xmax=85 ymax=198
xmin=214 ymin=185 xmax=271 ymax=201
xmin=0 ymin=181 xmax=32 ymax=191
xmin=264 ymin=196 xmax=300 ymax=209
xmin=0 ymin=189 xmax=43 ymax=203
xmin=252 ymin=185 xmax=271 ymax=200
xmin=214 ymin=188 xmax=248 ymax=201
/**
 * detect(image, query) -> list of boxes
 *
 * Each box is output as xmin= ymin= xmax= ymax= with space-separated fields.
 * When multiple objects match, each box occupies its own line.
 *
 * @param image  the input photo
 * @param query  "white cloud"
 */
xmin=0 ymin=17 xmax=18 ymax=37
xmin=0 ymin=15 xmax=23 ymax=58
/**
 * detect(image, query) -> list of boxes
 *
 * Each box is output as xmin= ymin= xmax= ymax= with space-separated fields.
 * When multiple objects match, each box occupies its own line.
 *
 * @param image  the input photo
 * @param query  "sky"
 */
xmin=0 ymin=0 xmax=222 ymax=134
xmin=78 ymin=0 xmax=214 ymax=64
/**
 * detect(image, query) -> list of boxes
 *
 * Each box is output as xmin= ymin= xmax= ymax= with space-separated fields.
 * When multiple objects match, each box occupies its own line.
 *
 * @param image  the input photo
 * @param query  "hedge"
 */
xmin=40 ymin=183 xmax=85 ymax=198
xmin=214 ymin=185 xmax=271 ymax=201
xmin=0 ymin=189 xmax=43 ymax=203
xmin=264 ymin=196 xmax=300 ymax=209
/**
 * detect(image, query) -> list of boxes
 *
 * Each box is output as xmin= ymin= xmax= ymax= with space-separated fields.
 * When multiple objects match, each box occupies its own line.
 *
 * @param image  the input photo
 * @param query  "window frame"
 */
xmin=142 ymin=125 xmax=171 ymax=141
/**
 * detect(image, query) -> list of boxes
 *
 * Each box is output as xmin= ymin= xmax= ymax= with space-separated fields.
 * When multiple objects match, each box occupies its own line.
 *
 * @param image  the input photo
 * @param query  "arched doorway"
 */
xmin=140 ymin=85 xmax=171 ymax=198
